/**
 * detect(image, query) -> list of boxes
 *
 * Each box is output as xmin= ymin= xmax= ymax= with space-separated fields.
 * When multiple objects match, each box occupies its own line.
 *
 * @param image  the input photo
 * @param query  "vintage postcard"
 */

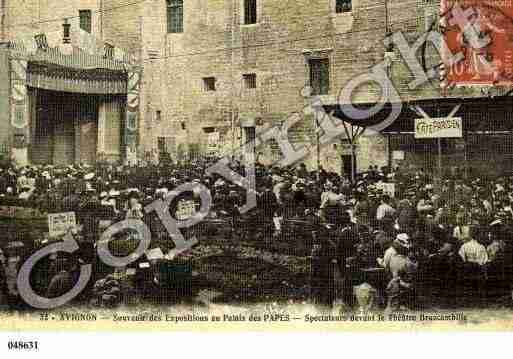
xmin=1 ymin=0 xmax=513 ymax=344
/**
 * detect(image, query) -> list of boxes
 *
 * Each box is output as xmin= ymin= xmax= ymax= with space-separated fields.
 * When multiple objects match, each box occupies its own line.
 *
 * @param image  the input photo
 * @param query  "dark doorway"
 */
xmin=30 ymin=89 xmax=99 ymax=165
xmin=341 ymin=154 xmax=354 ymax=177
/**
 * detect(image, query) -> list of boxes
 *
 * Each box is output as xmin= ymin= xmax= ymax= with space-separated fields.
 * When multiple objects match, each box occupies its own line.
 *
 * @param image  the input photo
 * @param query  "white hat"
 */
xmin=490 ymin=219 xmax=502 ymax=226
xmin=84 ymin=172 xmax=95 ymax=180
xmin=214 ymin=179 xmax=225 ymax=187
xmin=156 ymin=188 xmax=169 ymax=196
xmin=108 ymin=189 xmax=120 ymax=197
xmin=395 ymin=233 xmax=411 ymax=249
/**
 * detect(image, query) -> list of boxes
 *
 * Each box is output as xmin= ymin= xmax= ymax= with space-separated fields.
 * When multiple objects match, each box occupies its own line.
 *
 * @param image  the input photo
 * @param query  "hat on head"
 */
xmin=395 ymin=233 xmax=411 ymax=249
xmin=108 ymin=189 xmax=120 ymax=197
xmin=490 ymin=219 xmax=503 ymax=226
xmin=84 ymin=172 xmax=95 ymax=181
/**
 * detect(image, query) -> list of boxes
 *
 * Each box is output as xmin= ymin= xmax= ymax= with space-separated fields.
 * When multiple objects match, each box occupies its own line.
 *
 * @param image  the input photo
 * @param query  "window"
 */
xmin=158 ymin=137 xmax=166 ymax=154
xmin=79 ymin=10 xmax=92 ymax=33
xmin=34 ymin=34 xmax=48 ymax=50
xmin=203 ymin=127 xmax=216 ymax=134
xmin=203 ymin=77 xmax=216 ymax=91
xmin=309 ymin=58 xmax=330 ymax=95
xmin=158 ymin=137 xmax=176 ymax=156
xmin=243 ymin=73 xmax=257 ymax=89
xmin=167 ymin=0 xmax=184 ymax=33
xmin=244 ymin=0 xmax=257 ymax=25
xmin=155 ymin=110 xmax=162 ymax=122
xmin=104 ymin=42 xmax=114 ymax=58
xmin=336 ymin=0 xmax=352 ymax=13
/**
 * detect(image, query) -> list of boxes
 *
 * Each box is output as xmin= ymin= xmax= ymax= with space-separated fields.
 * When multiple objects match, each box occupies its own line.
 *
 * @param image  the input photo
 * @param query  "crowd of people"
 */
xmin=0 ymin=155 xmax=512 ymax=312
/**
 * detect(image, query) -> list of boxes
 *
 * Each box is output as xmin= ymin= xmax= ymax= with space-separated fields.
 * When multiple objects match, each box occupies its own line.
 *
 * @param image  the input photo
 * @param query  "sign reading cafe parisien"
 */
xmin=414 ymin=117 xmax=463 ymax=139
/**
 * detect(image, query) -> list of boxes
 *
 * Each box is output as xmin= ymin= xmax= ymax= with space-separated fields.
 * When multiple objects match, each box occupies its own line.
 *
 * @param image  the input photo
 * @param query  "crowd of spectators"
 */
xmin=0 ymin=156 xmax=512 ymax=311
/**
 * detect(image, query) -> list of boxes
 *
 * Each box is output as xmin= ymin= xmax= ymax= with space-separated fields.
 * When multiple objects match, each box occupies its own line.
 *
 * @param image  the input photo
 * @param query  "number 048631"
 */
xmin=7 ymin=341 xmax=39 ymax=351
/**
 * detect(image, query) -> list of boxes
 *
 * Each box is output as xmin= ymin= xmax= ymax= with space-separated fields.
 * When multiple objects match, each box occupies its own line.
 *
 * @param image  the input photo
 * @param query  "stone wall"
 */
xmin=5 ymin=0 xmax=507 ymax=174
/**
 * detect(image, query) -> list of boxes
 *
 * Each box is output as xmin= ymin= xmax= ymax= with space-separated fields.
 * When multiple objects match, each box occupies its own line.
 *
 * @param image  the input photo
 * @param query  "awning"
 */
xmin=26 ymin=47 xmax=128 ymax=95
xmin=326 ymin=96 xmax=513 ymax=134
xmin=27 ymin=62 xmax=127 ymax=94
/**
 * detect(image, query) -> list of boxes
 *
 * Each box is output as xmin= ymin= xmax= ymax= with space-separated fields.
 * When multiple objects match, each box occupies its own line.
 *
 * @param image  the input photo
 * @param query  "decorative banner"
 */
xmin=125 ymin=69 xmax=141 ymax=157
xmin=126 ymin=111 xmax=138 ymax=131
xmin=11 ymin=59 xmax=27 ymax=102
xmin=11 ymin=102 xmax=27 ymax=129
xmin=10 ymin=58 xmax=29 ymax=154
xmin=127 ymin=72 xmax=140 ymax=110
xmin=415 ymin=117 xmax=463 ymax=139
xmin=441 ymin=0 xmax=513 ymax=86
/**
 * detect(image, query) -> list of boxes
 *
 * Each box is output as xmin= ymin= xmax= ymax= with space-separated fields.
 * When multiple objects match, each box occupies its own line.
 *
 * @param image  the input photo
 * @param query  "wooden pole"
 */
xmin=438 ymin=137 xmax=442 ymax=179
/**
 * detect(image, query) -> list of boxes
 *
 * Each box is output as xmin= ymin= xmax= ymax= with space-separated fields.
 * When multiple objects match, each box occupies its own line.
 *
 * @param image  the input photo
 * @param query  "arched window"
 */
xmin=167 ymin=0 xmax=183 ymax=33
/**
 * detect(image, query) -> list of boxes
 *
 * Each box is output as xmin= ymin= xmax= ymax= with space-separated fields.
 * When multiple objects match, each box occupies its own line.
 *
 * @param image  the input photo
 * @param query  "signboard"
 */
xmin=441 ymin=0 xmax=513 ymax=86
xmin=392 ymin=150 xmax=405 ymax=161
xmin=175 ymin=200 xmax=196 ymax=221
xmin=415 ymin=117 xmax=462 ymax=139
xmin=48 ymin=212 xmax=76 ymax=238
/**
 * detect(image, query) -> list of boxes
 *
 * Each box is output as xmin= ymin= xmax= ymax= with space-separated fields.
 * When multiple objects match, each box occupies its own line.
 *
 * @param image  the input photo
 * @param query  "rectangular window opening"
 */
xmin=203 ymin=127 xmax=216 ymax=134
xmin=167 ymin=0 xmax=184 ymax=33
xmin=309 ymin=58 xmax=330 ymax=96
xmin=244 ymin=0 xmax=257 ymax=25
xmin=243 ymin=73 xmax=257 ymax=89
xmin=203 ymin=77 xmax=216 ymax=91
xmin=79 ymin=10 xmax=92 ymax=33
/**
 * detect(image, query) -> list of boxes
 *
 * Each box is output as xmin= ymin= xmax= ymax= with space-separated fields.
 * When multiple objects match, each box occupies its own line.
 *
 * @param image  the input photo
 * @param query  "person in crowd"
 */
xmin=384 ymin=233 xmax=418 ymax=313
xmin=376 ymin=195 xmax=396 ymax=222
xmin=2 ymin=157 xmax=513 ymax=311
xmin=458 ymin=228 xmax=489 ymax=266
xmin=125 ymin=191 xmax=144 ymax=220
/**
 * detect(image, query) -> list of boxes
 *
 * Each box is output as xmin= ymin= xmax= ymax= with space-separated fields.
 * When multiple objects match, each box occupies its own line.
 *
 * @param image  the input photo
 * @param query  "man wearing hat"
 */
xmin=378 ymin=233 xmax=411 ymax=273
xmin=383 ymin=233 xmax=418 ymax=313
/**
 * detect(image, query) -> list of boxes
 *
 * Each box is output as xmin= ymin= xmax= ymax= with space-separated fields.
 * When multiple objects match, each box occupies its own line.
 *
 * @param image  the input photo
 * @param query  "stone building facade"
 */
xmin=2 ymin=0 xmax=511 ymax=175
